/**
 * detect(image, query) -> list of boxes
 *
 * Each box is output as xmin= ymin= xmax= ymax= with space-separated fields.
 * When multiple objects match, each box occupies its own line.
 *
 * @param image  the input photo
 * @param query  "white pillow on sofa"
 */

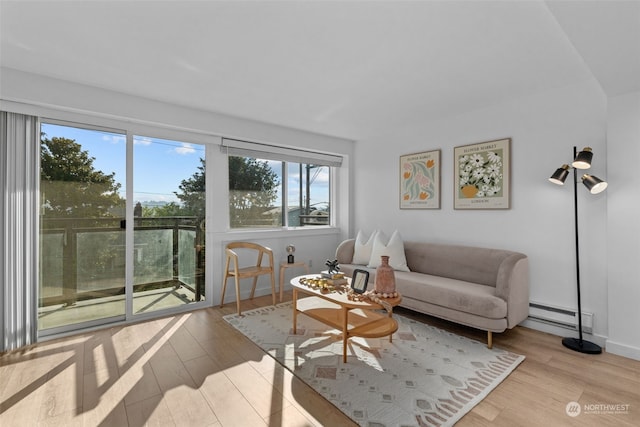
xmin=367 ymin=230 xmax=410 ymax=272
xmin=352 ymin=230 xmax=378 ymax=265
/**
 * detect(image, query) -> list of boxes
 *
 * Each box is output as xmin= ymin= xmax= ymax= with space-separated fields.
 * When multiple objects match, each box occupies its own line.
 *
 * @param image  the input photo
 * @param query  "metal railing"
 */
xmin=40 ymin=216 xmax=205 ymax=307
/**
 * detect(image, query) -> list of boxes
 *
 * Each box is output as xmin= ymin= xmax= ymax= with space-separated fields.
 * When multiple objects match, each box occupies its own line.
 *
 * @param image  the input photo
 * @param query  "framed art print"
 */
xmin=454 ymin=138 xmax=510 ymax=209
xmin=400 ymin=149 xmax=441 ymax=209
xmin=351 ymin=269 xmax=369 ymax=294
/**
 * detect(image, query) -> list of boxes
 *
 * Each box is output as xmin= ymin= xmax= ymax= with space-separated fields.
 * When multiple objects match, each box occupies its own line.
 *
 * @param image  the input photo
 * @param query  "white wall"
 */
xmin=606 ymin=90 xmax=640 ymax=360
xmin=353 ymin=79 xmax=611 ymax=343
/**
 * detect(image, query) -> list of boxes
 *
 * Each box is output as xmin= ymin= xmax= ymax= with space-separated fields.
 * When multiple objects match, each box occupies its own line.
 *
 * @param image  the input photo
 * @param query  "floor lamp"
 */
xmin=549 ymin=146 xmax=607 ymax=354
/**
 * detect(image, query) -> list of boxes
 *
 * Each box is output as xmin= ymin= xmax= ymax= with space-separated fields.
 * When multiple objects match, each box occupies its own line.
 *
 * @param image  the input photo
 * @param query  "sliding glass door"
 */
xmin=132 ymin=135 xmax=206 ymax=315
xmin=38 ymin=123 xmax=206 ymax=334
xmin=39 ymin=123 xmax=127 ymax=331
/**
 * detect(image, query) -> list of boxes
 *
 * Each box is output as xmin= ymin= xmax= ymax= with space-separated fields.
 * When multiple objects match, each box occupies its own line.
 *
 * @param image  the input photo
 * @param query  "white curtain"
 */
xmin=0 ymin=111 xmax=39 ymax=352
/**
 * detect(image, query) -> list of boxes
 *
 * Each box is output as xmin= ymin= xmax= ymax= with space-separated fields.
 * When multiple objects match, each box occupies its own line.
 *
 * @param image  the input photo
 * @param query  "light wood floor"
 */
xmin=1 ymin=292 xmax=639 ymax=426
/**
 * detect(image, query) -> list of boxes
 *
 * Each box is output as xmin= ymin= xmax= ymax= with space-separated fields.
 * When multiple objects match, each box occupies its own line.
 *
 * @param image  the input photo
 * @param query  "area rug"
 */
xmin=223 ymin=302 xmax=524 ymax=427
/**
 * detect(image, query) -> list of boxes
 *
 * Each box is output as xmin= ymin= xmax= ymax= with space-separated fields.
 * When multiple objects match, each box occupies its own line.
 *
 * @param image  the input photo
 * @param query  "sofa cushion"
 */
xmin=367 ymin=230 xmax=410 ymax=272
xmin=394 ymin=271 xmax=507 ymax=319
xmin=352 ymin=230 xmax=377 ymax=265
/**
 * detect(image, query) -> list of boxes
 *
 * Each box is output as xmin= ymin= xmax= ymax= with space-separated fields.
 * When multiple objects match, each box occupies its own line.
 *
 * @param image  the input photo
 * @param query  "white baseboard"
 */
xmin=520 ymin=318 xmax=607 ymax=348
xmin=605 ymin=339 xmax=640 ymax=361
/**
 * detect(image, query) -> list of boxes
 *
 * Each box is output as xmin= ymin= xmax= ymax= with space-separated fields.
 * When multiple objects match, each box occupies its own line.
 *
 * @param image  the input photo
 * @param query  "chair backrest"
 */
xmin=225 ymin=241 xmax=274 ymax=268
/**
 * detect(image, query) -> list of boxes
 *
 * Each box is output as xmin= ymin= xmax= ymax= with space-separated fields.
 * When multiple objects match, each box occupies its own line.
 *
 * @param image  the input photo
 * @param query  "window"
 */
xmin=224 ymin=139 xmax=340 ymax=229
xmin=288 ymin=162 xmax=330 ymax=226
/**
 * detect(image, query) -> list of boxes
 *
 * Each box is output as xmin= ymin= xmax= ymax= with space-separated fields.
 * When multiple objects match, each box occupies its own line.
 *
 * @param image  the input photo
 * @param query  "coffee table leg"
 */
xmin=342 ymin=307 xmax=348 ymax=363
xmin=292 ymin=288 xmax=298 ymax=335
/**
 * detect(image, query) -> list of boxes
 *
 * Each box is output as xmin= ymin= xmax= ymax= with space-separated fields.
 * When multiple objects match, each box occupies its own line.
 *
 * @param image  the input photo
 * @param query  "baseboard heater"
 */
xmin=528 ymin=302 xmax=593 ymax=334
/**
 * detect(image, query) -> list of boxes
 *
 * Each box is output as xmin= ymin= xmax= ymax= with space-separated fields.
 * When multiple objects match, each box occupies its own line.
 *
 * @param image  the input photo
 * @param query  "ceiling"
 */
xmin=1 ymin=1 xmax=639 ymax=141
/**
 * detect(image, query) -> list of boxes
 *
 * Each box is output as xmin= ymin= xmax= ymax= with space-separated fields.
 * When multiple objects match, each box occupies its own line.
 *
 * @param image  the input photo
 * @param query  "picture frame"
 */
xmin=400 ymin=149 xmax=441 ymax=209
xmin=351 ymin=269 xmax=370 ymax=294
xmin=454 ymin=138 xmax=511 ymax=210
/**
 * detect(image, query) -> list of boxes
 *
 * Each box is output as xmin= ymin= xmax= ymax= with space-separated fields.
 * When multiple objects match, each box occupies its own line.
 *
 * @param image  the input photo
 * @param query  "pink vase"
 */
xmin=374 ymin=255 xmax=396 ymax=294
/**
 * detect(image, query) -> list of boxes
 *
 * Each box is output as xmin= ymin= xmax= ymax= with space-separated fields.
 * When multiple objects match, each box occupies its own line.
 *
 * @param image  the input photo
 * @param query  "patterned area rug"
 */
xmin=224 ymin=302 xmax=524 ymax=427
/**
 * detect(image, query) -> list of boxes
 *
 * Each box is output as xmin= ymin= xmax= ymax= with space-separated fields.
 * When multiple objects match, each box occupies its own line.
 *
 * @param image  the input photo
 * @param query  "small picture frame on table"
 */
xmin=351 ymin=269 xmax=369 ymax=294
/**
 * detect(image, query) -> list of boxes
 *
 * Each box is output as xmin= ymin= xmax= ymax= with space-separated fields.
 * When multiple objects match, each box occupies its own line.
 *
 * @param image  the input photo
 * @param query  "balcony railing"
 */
xmin=40 ymin=216 xmax=205 ymax=307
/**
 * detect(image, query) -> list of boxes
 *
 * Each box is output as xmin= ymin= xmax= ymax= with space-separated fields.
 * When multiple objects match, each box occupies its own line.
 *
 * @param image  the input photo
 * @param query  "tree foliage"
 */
xmin=175 ymin=158 xmax=206 ymax=218
xmin=228 ymin=156 xmax=279 ymax=227
xmin=168 ymin=156 xmax=279 ymax=227
xmin=40 ymin=134 xmax=123 ymax=218
xmin=141 ymin=202 xmax=185 ymax=218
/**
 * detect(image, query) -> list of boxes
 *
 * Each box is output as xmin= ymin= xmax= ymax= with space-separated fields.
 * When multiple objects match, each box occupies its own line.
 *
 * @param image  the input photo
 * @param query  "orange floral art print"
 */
xmin=400 ymin=149 xmax=441 ymax=209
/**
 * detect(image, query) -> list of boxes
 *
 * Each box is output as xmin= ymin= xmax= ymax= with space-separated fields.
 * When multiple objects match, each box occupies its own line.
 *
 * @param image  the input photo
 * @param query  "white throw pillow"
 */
xmin=367 ymin=230 xmax=410 ymax=272
xmin=352 ymin=230 xmax=378 ymax=265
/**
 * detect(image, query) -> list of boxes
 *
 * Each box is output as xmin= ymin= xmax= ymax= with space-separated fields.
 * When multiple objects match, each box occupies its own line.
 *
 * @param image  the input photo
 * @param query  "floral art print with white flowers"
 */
xmin=458 ymin=150 xmax=504 ymax=198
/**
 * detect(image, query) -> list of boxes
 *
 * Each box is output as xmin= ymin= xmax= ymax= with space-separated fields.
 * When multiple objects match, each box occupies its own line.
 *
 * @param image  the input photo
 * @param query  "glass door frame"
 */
xmin=125 ymin=126 xmax=212 ymax=324
xmin=37 ymin=118 xmax=212 ymax=338
xmin=126 ymin=130 xmax=211 ymax=322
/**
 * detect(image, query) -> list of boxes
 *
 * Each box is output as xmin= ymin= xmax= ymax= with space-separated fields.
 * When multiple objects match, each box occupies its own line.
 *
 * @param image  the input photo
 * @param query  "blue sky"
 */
xmin=41 ymin=123 xmax=329 ymax=207
xmin=42 ymin=123 xmax=204 ymax=204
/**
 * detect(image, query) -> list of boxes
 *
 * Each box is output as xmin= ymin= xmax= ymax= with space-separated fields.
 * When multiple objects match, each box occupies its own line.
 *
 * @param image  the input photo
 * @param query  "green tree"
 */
xmin=174 ymin=156 xmax=279 ymax=227
xmin=176 ymin=158 xmax=206 ymax=218
xmin=40 ymin=134 xmax=123 ymax=218
xmin=227 ymin=156 xmax=280 ymax=227
xmin=142 ymin=202 xmax=186 ymax=218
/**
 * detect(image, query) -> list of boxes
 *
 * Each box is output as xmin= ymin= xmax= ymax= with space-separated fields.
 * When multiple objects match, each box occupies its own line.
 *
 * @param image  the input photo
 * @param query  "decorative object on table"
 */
xmin=324 ymin=258 xmax=340 ymax=274
xmin=321 ymin=259 xmax=346 ymax=285
xmin=400 ymin=149 xmax=441 ymax=209
xmin=224 ymin=303 xmax=525 ymax=427
xmin=454 ymin=138 xmax=510 ymax=209
xmin=298 ymin=276 xmax=339 ymax=294
xmin=286 ymin=244 xmax=295 ymax=263
xmin=350 ymin=269 xmax=369 ymax=294
xmin=374 ymin=255 xmax=396 ymax=295
xmin=548 ymin=146 xmax=607 ymax=354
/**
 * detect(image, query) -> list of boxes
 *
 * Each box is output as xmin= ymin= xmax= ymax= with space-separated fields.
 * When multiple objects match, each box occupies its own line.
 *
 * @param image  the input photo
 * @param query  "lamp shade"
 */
xmin=572 ymin=147 xmax=593 ymax=169
xmin=581 ymin=174 xmax=608 ymax=194
xmin=549 ymin=164 xmax=570 ymax=185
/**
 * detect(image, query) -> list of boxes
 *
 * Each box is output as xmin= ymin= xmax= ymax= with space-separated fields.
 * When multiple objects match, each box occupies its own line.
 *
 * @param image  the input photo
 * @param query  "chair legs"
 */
xmin=220 ymin=273 xmax=229 ymax=308
xmin=220 ymin=271 xmax=277 ymax=316
xmin=269 ymin=271 xmax=276 ymax=306
xmin=220 ymin=256 xmax=232 ymax=309
xmin=249 ymin=277 xmax=258 ymax=299
xmin=235 ymin=275 xmax=242 ymax=315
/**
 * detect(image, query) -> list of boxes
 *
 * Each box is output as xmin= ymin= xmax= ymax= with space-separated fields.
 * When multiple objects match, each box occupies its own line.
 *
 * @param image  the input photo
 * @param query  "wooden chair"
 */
xmin=220 ymin=241 xmax=276 ymax=315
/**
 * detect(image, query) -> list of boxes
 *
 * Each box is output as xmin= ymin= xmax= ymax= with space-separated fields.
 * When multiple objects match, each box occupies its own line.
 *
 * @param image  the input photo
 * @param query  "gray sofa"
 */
xmin=335 ymin=239 xmax=529 ymax=347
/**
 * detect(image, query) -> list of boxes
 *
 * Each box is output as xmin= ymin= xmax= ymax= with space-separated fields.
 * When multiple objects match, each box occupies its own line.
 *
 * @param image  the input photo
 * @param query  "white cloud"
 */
xmin=175 ymin=143 xmax=196 ymax=155
xmin=103 ymin=134 xmax=125 ymax=144
xmin=133 ymin=136 xmax=153 ymax=146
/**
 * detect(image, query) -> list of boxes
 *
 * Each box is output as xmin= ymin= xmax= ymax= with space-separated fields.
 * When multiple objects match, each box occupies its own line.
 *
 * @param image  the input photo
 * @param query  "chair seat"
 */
xmin=228 ymin=266 xmax=273 ymax=279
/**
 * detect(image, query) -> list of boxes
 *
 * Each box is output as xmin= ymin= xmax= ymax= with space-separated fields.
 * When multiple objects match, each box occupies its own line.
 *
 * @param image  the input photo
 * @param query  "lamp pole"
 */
xmin=562 ymin=146 xmax=602 ymax=354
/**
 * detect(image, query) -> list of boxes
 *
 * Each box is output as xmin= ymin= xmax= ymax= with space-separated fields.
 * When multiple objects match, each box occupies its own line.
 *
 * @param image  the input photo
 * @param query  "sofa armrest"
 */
xmin=495 ymin=254 xmax=530 ymax=328
xmin=335 ymin=239 xmax=355 ymax=265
